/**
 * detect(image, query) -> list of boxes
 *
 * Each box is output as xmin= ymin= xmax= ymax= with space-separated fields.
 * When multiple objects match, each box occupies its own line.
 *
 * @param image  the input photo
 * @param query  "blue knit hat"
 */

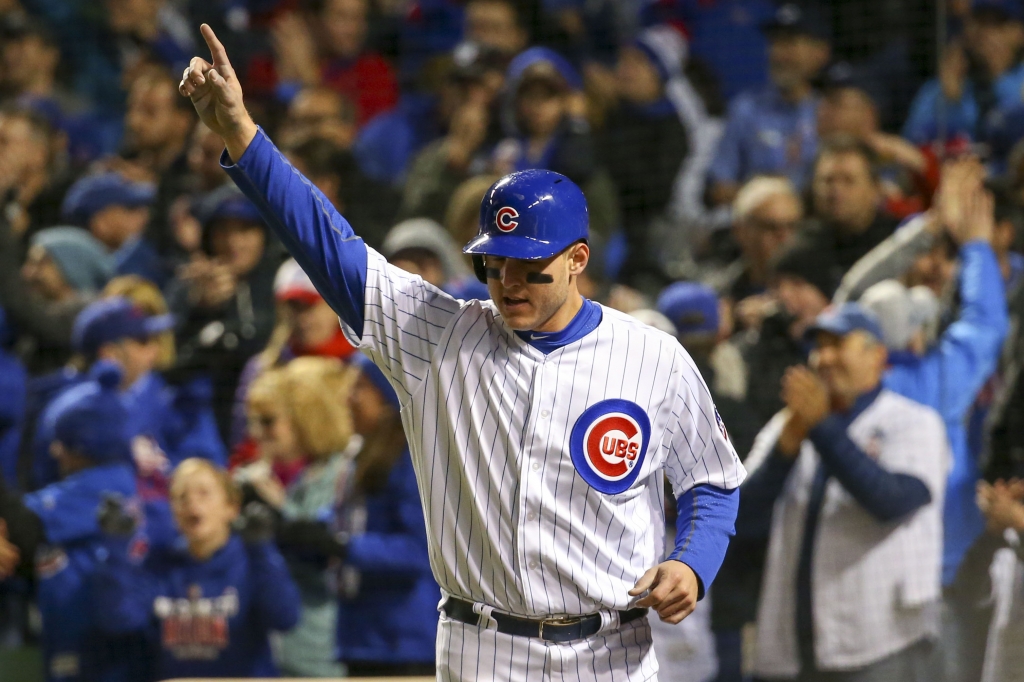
xmin=52 ymin=361 xmax=131 ymax=465
xmin=633 ymin=24 xmax=688 ymax=83
xmin=30 ymin=227 xmax=114 ymax=293
xmin=61 ymin=173 xmax=156 ymax=227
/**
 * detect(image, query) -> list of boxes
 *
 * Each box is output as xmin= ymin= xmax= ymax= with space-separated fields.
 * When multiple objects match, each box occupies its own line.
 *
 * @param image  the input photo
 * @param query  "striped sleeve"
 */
xmin=662 ymin=350 xmax=746 ymax=497
xmin=356 ymin=249 xmax=462 ymax=402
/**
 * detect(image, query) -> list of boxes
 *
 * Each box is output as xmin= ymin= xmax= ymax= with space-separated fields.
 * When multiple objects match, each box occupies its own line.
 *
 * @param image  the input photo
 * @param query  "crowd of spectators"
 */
xmin=0 ymin=0 xmax=1021 ymax=680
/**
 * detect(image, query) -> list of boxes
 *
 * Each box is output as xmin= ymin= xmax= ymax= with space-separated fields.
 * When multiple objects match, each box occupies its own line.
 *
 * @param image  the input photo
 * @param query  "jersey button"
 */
xmin=529 ymin=561 xmax=538 ymax=570
xmin=531 ymin=462 xmax=540 ymax=471
xmin=540 ymin=410 xmax=550 ymax=419
xmin=526 ymin=511 xmax=536 ymax=521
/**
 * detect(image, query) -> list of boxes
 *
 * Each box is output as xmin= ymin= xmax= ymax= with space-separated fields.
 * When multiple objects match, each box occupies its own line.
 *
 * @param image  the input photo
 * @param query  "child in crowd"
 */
xmin=0 ymin=363 xmax=140 ymax=682
xmin=92 ymin=459 xmax=300 ymax=680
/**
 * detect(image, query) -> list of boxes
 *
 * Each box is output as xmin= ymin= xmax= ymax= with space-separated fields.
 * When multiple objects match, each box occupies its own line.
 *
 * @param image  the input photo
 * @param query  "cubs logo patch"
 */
xmin=569 ymin=399 xmax=651 ymax=494
xmin=495 ymin=206 xmax=519 ymax=232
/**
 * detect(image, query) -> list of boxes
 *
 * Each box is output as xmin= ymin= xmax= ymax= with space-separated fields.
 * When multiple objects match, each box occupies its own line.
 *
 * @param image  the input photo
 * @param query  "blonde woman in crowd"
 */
xmin=243 ymin=356 xmax=359 ymax=677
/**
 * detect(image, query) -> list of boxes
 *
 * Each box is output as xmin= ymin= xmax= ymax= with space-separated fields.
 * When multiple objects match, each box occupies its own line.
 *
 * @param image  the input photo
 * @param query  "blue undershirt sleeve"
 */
xmin=808 ymin=416 xmax=932 ymax=523
xmin=222 ymin=127 xmax=368 ymax=334
xmin=668 ymin=484 xmax=739 ymax=600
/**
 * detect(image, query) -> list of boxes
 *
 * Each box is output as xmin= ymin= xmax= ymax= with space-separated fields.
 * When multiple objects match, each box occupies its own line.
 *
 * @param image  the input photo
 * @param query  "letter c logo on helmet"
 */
xmin=495 ymin=207 xmax=519 ymax=232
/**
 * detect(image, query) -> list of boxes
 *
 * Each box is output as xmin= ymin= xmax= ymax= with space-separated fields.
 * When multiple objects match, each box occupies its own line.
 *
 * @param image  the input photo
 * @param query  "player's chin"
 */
xmin=497 ymin=300 xmax=536 ymax=329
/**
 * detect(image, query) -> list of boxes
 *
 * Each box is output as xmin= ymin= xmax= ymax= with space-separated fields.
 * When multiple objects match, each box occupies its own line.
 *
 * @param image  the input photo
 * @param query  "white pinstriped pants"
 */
xmin=436 ymin=611 xmax=660 ymax=681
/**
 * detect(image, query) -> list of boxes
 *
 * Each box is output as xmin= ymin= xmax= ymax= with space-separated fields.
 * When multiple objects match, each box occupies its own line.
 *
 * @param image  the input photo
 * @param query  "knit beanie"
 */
xmin=633 ymin=24 xmax=688 ymax=83
xmin=53 ymin=361 xmax=131 ymax=464
xmin=30 ymin=226 xmax=114 ymax=294
xmin=770 ymin=240 xmax=841 ymax=300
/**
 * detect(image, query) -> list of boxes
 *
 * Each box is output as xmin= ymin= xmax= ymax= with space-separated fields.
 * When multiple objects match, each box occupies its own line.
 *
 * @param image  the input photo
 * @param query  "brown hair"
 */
xmin=171 ymin=458 xmax=242 ymax=508
xmin=248 ymin=357 xmax=358 ymax=461
xmin=353 ymin=408 xmax=407 ymax=495
xmin=445 ymin=174 xmax=501 ymax=246
xmin=102 ymin=275 xmax=175 ymax=369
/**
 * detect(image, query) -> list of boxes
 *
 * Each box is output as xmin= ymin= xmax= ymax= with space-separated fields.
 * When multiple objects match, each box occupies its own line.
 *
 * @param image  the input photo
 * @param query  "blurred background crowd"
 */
xmin=0 ymin=0 xmax=1020 ymax=680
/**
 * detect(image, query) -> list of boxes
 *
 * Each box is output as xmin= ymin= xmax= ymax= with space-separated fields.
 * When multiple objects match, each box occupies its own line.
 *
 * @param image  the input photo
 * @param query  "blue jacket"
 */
xmin=337 ymin=449 xmax=438 ymax=664
xmin=883 ymin=241 xmax=1009 ymax=585
xmin=93 ymin=534 xmax=300 ymax=680
xmin=23 ymin=463 xmax=139 ymax=682
xmin=33 ymin=371 xmax=226 ymax=487
xmin=903 ymin=63 xmax=1024 ymax=146
xmin=708 ymin=84 xmax=818 ymax=189
xmin=0 ymin=347 xmax=27 ymax=485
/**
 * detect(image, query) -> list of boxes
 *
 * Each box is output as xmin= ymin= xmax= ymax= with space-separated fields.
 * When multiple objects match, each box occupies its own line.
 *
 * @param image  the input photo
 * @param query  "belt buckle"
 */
xmin=539 ymin=615 xmax=583 ymax=640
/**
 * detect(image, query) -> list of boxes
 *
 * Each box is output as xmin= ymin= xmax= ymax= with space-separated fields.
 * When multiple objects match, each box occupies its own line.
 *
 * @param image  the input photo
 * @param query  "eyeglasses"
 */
xmin=248 ymin=414 xmax=277 ymax=431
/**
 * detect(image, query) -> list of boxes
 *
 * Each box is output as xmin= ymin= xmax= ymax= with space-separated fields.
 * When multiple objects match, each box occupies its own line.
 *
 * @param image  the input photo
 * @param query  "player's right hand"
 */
xmin=179 ymin=24 xmax=258 ymax=161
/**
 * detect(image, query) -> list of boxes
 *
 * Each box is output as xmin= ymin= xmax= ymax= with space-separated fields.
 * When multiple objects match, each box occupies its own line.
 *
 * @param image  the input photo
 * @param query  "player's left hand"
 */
xmin=628 ymin=560 xmax=699 ymax=624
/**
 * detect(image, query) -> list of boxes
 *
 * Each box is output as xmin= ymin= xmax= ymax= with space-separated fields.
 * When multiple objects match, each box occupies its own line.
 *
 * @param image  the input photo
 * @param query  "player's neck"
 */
xmin=532 ymin=290 xmax=584 ymax=333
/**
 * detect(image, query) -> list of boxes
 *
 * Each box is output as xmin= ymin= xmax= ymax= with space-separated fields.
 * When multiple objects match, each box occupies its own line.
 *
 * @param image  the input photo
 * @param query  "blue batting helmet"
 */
xmin=463 ymin=169 xmax=588 ymax=282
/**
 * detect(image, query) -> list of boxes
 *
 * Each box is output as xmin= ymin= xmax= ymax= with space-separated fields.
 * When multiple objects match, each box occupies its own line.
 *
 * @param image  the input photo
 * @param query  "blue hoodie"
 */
xmin=35 ymin=371 xmax=227 ymax=483
xmin=23 ymin=462 xmax=139 ymax=682
xmin=336 ymin=448 xmax=439 ymax=664
xmin=0 ymin=308 xmax=27 ymax=485
xmin=93 ymin=534 xmax=300 ymax=679
xmin=882 ymin=241 xmax=1009 ymax=585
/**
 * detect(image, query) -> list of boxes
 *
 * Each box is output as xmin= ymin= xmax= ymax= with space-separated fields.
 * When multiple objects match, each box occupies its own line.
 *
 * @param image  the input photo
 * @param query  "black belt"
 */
xmin=442 ymin=596 xmax=647 ymax=643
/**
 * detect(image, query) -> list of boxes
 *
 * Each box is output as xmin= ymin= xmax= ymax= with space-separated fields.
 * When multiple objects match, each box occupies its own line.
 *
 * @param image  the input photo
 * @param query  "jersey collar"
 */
xmin=514 ymin=299 xmax=603 ymax=354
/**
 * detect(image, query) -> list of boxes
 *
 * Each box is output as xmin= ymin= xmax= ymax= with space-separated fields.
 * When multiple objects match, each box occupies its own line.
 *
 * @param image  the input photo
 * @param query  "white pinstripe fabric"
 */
xmin=344 ymin=249 xmax=744 ymax=677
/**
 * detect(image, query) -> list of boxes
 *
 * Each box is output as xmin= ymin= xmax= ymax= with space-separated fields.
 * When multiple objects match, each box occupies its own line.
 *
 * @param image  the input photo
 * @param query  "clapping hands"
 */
xmin=978 ymin=479 xmax=1024 ymax=535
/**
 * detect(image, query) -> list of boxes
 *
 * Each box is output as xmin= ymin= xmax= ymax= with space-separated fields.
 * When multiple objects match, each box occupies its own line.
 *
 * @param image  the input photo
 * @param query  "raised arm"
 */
xmin=179 ymin=25 xmax=461 ymax=399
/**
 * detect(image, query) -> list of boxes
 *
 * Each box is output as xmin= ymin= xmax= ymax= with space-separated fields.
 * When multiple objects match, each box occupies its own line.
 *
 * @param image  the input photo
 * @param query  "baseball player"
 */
xmin=179 ymin=25 xmax=745 ymax=680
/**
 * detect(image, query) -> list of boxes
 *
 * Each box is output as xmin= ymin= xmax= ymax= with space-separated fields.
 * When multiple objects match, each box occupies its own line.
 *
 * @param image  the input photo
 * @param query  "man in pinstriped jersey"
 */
xmin=180 ymin=24 xmax=745 ymax=680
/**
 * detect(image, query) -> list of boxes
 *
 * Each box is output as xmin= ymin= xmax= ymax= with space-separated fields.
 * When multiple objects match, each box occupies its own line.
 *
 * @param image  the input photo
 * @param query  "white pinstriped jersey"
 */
xmin=345 ymin=248 xmax=746 ymax=617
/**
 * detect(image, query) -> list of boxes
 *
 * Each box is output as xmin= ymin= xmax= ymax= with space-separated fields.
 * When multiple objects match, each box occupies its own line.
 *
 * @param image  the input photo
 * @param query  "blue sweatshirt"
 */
xmin=22 ymin=463 xmax=139 ymax=682
xmin=224 ymin=127 xmax=739 ymax=599
xmin=92 ymin=534 xmax=300 ymax=680
xmin=883 ymin=241 xmax=1009 ymax=585
xmin=338 ymin=449 xmax=438 ymax=663
xmin=0 ymin=346 xmax=27 ymax=485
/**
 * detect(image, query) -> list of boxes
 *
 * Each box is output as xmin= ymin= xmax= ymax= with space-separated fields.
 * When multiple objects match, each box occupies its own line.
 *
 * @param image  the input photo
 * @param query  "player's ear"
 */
xmin=567 ymin=242 xmax=589 ymax=276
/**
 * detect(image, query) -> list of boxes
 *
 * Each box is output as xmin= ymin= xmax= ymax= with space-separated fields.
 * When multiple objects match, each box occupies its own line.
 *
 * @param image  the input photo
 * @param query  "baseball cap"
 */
xmin=274 ymin=258 xmax=323 ymax=305
xmin=195 ymin=186 xmax=264 ymax=229
xmin=61 ymin=173 xmax=156 ymax=226
xmin=72 ymin=297 xmax=175 ymax=357
xmin=761 ymin=3 xmax=831 ymax=42
xmin=771 ymin=240 xmax=841 ymax=300
xmin=805 ymin=303 xmax=884 ymax=343
xmin=656 ymin=282 xmax=719 ymax=336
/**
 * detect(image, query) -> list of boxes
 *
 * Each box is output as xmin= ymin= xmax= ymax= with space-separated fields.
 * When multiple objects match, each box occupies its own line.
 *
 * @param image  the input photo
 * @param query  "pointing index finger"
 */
xmin=200 ymin=23 xmax=231 ymax=67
